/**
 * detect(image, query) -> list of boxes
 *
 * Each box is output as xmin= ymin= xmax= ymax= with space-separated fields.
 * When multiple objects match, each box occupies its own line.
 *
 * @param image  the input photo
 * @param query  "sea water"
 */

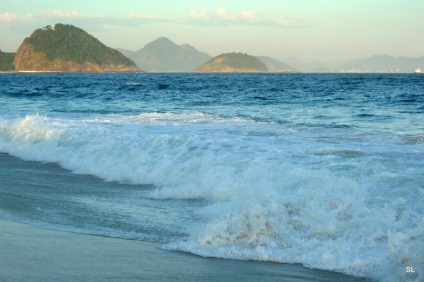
xmin=0 ymin=73 xmax=423 ymax=281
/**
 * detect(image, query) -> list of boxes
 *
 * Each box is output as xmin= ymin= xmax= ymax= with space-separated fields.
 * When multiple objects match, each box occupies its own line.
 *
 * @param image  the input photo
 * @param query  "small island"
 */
xmin=13 ymin=24 xmax=139 ymax=72
xmin=194 ymin=52 xmax=268 ymax=72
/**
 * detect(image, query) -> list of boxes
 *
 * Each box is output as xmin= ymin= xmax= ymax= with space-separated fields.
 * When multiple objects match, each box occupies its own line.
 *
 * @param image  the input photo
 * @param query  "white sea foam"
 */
xmin=0 ymin=113 xmax=423 ymax=281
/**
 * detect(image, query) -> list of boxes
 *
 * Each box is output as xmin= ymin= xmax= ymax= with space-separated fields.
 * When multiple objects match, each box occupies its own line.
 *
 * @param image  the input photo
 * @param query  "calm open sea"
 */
xmin=0 ymin=73 xmax=423 ymax=281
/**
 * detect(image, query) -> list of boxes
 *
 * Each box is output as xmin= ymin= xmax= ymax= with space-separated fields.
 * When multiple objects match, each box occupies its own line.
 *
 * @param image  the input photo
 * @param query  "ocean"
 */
xmin=0 ymin=73 xmax=423 ymax=281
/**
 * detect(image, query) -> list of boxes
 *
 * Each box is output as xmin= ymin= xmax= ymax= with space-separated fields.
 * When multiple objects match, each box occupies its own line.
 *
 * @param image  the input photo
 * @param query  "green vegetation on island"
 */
xmin=0 ymin=50 xmax=15 ymax=71
xmin=195 ymin=52 xmax=268 ymax=72
xmin=14 ymin=24 xmax=139 ymax=72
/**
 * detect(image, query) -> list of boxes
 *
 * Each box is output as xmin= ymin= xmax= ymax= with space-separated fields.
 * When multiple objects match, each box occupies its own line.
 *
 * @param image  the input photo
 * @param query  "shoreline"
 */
xmin=0 ymin=219 xmax=367 ymax=281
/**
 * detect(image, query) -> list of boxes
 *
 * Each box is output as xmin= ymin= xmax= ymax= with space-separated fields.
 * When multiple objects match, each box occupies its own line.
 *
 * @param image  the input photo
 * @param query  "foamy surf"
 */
xmin=0 ymin=111 xmax=422 ymax=281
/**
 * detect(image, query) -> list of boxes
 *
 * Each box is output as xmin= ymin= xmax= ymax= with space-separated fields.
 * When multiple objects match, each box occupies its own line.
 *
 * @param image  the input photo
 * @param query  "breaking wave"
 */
xmin=0 ymin=112 xmax=423 ymax=281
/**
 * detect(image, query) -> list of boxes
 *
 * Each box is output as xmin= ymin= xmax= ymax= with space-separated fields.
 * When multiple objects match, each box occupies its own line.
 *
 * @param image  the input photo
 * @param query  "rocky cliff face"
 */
xmin=14 ymin=43 xmax=138 ymax=72
xmin=13 ymin=24 xmax=139 ymax=72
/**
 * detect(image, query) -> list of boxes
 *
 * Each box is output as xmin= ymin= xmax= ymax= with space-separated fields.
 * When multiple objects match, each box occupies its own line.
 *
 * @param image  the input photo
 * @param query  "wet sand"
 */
xmin=0 ymin=219 xmax=368 ymax=281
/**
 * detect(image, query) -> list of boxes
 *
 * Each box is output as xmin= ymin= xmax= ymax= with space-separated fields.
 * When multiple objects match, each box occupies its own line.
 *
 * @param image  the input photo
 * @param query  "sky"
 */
xmin=1 ymin=0 xmax=424 ymax=62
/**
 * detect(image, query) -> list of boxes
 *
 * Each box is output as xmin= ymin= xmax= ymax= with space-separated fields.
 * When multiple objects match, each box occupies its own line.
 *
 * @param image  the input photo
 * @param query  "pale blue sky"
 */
xmin=1 ymin=0 xmax=423 ymax=61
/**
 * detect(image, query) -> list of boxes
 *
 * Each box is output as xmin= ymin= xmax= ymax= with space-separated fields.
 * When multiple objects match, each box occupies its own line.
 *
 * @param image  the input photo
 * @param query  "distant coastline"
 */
xmin=1 ymin=23 xmax=423 ymax=73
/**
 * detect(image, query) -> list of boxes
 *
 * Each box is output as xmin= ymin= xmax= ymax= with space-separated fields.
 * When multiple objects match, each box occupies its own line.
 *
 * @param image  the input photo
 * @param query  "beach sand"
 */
xmin=0 ymin=220 xmax=368 ymax=281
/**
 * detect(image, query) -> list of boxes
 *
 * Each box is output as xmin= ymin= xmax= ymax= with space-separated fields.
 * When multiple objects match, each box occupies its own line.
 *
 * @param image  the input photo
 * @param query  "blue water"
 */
xmin=0 ymin=73 xmax=423 ymax=281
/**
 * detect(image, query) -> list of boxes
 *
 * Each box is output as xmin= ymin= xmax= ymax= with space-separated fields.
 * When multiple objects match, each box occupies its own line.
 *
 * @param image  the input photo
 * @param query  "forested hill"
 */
xmin=195 ymin=52 xmax=268 ymax=72
xmin=0 ymin=50 xmax=15 ymax=71
xmin=14 ymin=24 xmax=139 ymax=72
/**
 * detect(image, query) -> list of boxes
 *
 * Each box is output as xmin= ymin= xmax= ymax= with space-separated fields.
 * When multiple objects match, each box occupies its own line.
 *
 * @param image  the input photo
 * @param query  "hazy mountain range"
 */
xmin=1 ymin=23 xmax=423 ymax=73
xmin=118 ymin=37 xmax=300 ymax=72
xmin=117 ymin=37 xmax=299 ymax=72
xmin=120 ymin=37 xmax=423 ymax=73
xmin=255 ymin=56 xmax=297 ymax=72
xmin=118 ymin=37 xmax=211 ymax=72
xmin=285 ymin=55 xmax=424 ymax=73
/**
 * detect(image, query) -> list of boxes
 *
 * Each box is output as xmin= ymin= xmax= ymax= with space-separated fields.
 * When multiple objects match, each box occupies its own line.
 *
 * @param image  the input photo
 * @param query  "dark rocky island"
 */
xmin=195 ymin=52 xmax=268 ymax=72
xmin=13 ymin=24 xmax=139 ymax=72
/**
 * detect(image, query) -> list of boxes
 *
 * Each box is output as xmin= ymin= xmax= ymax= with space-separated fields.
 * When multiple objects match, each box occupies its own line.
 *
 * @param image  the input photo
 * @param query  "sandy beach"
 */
xmin=0 ymin=220 xmax=368 ymax=281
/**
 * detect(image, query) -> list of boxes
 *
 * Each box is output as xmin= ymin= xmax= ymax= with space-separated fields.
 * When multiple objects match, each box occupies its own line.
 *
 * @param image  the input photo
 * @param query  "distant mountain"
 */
xmin=195 ymin=52 xmax=268 ymax=72
xmin=116 ymin=48 xmax=136 ymax=59
xmin=283 ymin=57 xmax=333 ymax=73
xmin=256 ymin=56 xmax=297 ymax=72
xmin=127 ymin=37 xmax=211 ymax=72
xmin=0 ymin=50 xmax=15 ymax=71
xmin=338 ymin=55 xmax=424 ymax=73
xmin=285 ymin=55 xmax=424 ymax=73
xmin=14 ymin=24 xmax=139 ymax=72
